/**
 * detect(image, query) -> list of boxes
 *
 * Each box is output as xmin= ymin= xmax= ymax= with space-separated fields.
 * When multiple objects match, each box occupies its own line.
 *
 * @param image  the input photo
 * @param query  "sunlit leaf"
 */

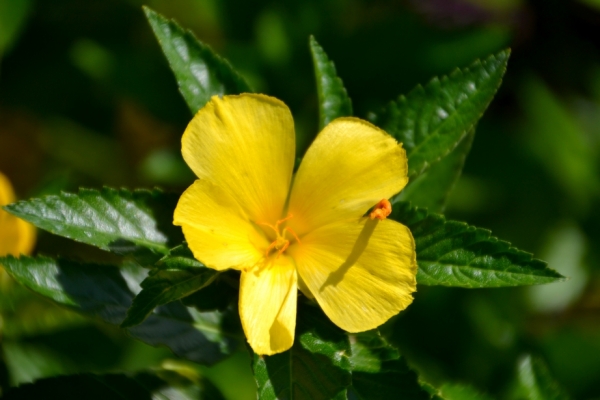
xmin=392 ymin=202 xmax=564 ymax=287
xmin=0 ymin=256 xmax=240 ymax=365
xmin=253 ymin=304 xmax=351 ymax=400
xmin=372 ymin=50 xmax=509 ymax=179
xmin=310 ymin=36 xmax=353 ymax=129
xmin=4 ymin=187 xmax=182 ymax=258
xmin=144 ymin=6 xmax=251 ymax=114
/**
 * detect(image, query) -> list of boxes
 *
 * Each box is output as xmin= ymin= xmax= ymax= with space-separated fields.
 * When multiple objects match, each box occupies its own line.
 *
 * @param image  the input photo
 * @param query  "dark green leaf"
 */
xmin=372 ymin=50 xmax=509 ymax=179
xmin=159 ymin=244 xmax=238 ymax=311
xmin=144 ymin=6 xmax=251 ymax=114
xmin=348 ymin=330 xmax=430 ymax=400
xmin=0 ymin=256 xmax=240 ymax=365
xmin=392 ymin=202 xmax=565 ymax=287
xmin=253 ymin=303 xmax=351 ymax=400
xmin=397 ymin=129 xmax=474 ymax=213
xmin=4 ymin=187 xmax=182 ymax=258
xmin=182 ymin=269 xmax=239 ymax=311
xmin=513 ymin=355 xmax=570 ymax=400
xmin=121 ymin=251 xmax=219 ymax=328
xmin=310 ymin=36 xmax=353 ymax=129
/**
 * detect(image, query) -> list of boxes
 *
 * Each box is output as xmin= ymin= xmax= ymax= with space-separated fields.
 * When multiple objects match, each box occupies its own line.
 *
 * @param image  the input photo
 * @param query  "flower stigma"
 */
xmin=258 ymin=213 xmax=301 ymax=258
xmin=369 ymin=198 xmax=392 ymax=220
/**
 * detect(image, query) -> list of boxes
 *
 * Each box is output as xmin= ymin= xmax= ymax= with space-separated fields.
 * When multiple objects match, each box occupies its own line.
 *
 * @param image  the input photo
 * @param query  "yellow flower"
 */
xmin=174 ymin=94 xmax=416 ymax=355
xmin=0 ymin=171 xmax=36 ymax=286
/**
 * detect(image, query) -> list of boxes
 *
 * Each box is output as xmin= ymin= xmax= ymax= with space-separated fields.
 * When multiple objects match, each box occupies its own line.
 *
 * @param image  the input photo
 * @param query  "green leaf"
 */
xmin=514 ymin=355 xmax=570 ymax=400
xmin=253 ymin=304 xmax=351 ymax=400
xmin=121 ymin=250 xmax=219 ymax=328
xmin=392 ymin=202 xmax=565 ymax=288
xmin=4 ymin=187 xmax=182 ymax=257
xmin=181 ymin=270 xmax=239 ymax=311
xmin=371 ymin=50 xmax=509 ymax=179
xmin=397 ymin=129 xmax=474 ymax=213
xmin=310 ymin=36 xmax=353 ymax=129
xmin=348 ymin=330 xmax=431 ymax=400
xmin=158 ymin=244 xmax=238 ymax=312
xmin=144 ymin=6 xmax=251 ymax=114
xmin=0 ymin=255 xmax=239 ymax=365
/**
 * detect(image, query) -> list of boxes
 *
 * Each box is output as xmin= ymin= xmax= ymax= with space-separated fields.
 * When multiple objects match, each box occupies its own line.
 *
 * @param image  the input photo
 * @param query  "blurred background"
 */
xmin=1 ymin=0 xmax=600 ymax=398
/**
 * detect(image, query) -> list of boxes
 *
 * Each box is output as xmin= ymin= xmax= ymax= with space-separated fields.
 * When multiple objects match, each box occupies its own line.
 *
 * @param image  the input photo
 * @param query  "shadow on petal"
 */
xmin=319 ymin=218 xmax=378 ymax=291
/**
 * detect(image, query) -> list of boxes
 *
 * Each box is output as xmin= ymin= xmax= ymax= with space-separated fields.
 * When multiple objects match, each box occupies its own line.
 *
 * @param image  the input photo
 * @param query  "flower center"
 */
xmin=258 ymin=214 xmax=301 ymax=259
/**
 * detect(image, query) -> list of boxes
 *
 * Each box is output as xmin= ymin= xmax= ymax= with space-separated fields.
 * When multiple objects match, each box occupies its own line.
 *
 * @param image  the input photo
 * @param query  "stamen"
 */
xmin=369 ymin=199 xmax=392 ymax=220
xmin=258 ymin=213 xmax=300 ymax=259
xmin=283 ymin=226 xmax=301 ymax=244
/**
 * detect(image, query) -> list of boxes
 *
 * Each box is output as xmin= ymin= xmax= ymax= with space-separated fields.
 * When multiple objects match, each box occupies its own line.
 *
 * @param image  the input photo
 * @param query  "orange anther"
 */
xmin=369 ymin=198 xmax=392 ymax=220
xmin=260 ymin=213 xmax=300 ymax=259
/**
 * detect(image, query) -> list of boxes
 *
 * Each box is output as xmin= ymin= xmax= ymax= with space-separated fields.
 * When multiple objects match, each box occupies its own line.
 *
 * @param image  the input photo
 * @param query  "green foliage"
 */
xmin=348 ymin=331 xmax=431 ymax=399
xmin=1 ymin=2 xmax=583 ymax=398
xmin=371 ymin=50 xmax=509 ymax=179
xmin=253 ymin=304 xmax=352 ymax=400
xmin=309 ymin=36 xmax=353 ymax=129
xmin=398 ymin=130 xmax=474 ymax=213
xmin=513 ymin=355 xmax=571 ymax=400
xmin=392 ymin=202 xmax=565 ymax=287
xmin=4 ymin=187 xmax=182 ymax=258
xmin=144 ymin=7 xmax=252 ymax=114
xmin=121 ymin=245 xmax=219 ymax=328
xmin=0 ymin=256 xmax=239 ymax=365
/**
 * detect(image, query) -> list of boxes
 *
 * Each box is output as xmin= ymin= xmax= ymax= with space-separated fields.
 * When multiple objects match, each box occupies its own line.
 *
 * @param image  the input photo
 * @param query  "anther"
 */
xmin=369 ymin=199 xmax=392 ymax=220
xmin=259 ymin=213 xmax=300 ymax=259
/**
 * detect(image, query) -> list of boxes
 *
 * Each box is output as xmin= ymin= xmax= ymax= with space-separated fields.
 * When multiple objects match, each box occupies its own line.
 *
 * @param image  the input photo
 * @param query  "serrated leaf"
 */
xmin=4 ymin=187 xmax=182 ymax=258
xmin=348 ymin=330 xmax=431 ymax=400
xmin=159 ymin=243 xmax=238 ymax=312
xmin=0 ymin=256 xmax=240 ymax=365
xmin=391 ymin=202 xmax=565 ymax=288
xmin=397 ymin=129 xmax=474 ymax=213
xmin=310 ymin=36 xmax=353 ymax=129
xmin=144 ymin=7 xmax=251 ymax=114
xmin=253 ymin=304 xmax=351 ymax=400
xmin=121 ymin=250 xmax=219 ymax=328
xmin=372 ymin=50 xmax=509 ymax=179
xmin=514 ymin=355 xmax=570 ymax=400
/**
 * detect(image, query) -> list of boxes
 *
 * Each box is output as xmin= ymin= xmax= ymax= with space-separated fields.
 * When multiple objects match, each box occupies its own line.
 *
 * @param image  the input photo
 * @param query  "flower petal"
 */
xmin=239 ymin=256 xmax=297 ymax=355
xmin=174 ymin=179 xmax=269 ymax=271
xmin=0 ymin=172 xmax=35 ymax=256
xmin=288 ymin=117 xmax=407 ymax=236
xmin=289 ymin=218 xmax=416 ymax=332
xmin=181 ymin=94 xmax=295 ymax=224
